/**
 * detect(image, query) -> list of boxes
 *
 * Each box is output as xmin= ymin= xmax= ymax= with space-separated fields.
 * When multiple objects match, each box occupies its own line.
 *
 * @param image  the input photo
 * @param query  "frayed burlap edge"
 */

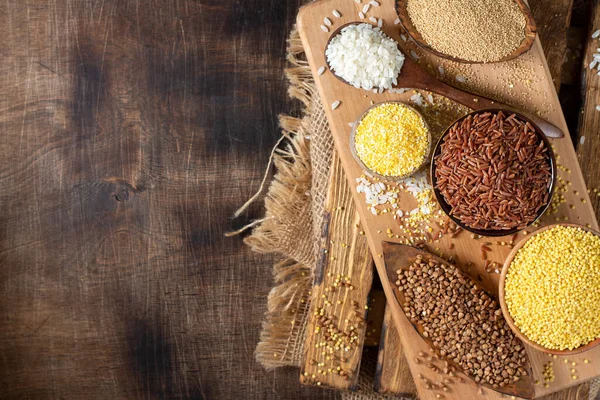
xmin=246 ymin=28 xmax=320 ymax=369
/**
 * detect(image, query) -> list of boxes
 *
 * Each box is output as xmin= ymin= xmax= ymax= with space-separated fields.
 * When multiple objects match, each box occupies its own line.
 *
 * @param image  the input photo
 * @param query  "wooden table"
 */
xmin=0 ymin=0 xmax=596 ymax=399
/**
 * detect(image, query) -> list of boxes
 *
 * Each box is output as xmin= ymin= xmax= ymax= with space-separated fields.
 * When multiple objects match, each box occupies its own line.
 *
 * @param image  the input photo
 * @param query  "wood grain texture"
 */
xmin=297 ymin=0 xmax=600 ymax=398
xmin=300 ymin=151 xmax=374 ymax=390
xmin=374 ymin=305 xmax=417 ymax=396
xmin=0 ymin=0 xmax=336 ymax=399
xmin=577 ymin=0 xmax=600 ymax=223
xmin=529 ymin=0 xmax=575 ymax=91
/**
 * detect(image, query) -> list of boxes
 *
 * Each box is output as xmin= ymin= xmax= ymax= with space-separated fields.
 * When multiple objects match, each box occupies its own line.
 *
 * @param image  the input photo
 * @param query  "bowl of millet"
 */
xmin=499 ymin=223 xmax=600 ymax=355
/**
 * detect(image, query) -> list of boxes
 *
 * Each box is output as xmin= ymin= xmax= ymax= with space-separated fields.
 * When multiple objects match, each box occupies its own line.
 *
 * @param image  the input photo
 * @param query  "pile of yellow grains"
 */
xmin=353 ymin=103 xmax=429 ymax=177
xmin=505 ymin=225 xmax=600 ymax=350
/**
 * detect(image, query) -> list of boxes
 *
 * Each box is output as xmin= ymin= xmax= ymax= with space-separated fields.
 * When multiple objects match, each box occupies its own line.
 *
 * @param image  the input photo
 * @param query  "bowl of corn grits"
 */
xmin=350 ymin=102 xmax=431 ymax=180
xmin=499 ymin=223 xmax=600 ymax=355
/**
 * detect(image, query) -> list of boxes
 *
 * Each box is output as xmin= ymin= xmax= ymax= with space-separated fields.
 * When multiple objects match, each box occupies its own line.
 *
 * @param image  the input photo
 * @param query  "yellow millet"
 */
xmin=505 ymin=226 xmax=600 ymax=350
xmin=354 ymin=103 xmax=429 ymax=177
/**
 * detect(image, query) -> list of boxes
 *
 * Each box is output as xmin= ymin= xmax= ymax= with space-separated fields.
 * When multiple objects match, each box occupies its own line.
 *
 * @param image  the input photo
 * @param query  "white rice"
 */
xmin=400 ymin=34 xmax=407 ymax=42
xmin=456 ymin=74 xmax=466 ymax=83
xmin=325 ymin=23 xmax=405 ymax=91
xmin=394 ymin=18 xmax=400 ymax=25
xmin=355 ymin=0 xmax=361 ymax=3
xmin=359 ymin=12 xmax=365 ymax=19
xmin=362 ymin=4 xmax=370 ymax=13
xmin=332 ymin=10 xmax=341 ymax=18
xmin=317 ymin=66 xmax=326 ymax=75
xmin=377 ymin=18 xmax=383 ymax=28
xmin=323 ymin=17 xmax=332 ymax=26
xmin=331 ymin=100 xmax=341 ymax=110
xmin=580 ymin=136 xmax=586 ymax=145
xmin=410 ymin=49 xmax=419 ymax=59
xmin=369 ymin=16 xmax=377 ymax=23
xmin=410 ymin=93 xmax=426 ymax=107
xmin=320 ymin=25 xmax=329 ymax=32
xmin=438 ymin=66 xmax=445 ymax=75
xmin=370 ymin=0 xmax=380 ymax=6
xmin=593 ymin=29 xmax=600 ymax=39
xmin=596 ymin=105 xmax=600 ymax=111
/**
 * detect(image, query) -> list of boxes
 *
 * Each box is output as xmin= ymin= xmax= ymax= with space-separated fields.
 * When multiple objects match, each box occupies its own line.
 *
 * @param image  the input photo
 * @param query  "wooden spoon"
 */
xmin=395 ymin=0 xmax=537 ymax=64
xmin=382 ymin=242 xmax=535 ymax=399
xmin=325 ymin=23 xmax=564 ymax=139
xmin=396 ymin=54 xmax=564 ymax=139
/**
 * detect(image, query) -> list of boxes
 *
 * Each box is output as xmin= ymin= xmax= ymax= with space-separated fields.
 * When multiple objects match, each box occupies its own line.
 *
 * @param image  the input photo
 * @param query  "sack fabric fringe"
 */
xmin=255 ymin=259 xmax=312 ymax=369
xmin=247 ymin=28 xmax=320 ymax=370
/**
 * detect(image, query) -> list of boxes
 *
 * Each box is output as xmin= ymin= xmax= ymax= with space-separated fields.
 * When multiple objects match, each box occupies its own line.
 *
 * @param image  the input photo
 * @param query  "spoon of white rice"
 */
xmin=325 ymin=23 xmax=405 ymax=91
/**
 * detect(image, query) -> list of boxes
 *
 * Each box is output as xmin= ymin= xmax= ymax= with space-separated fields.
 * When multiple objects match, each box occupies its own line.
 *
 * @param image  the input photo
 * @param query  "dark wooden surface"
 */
xmin=0 ymin=0 xmax=596 ymax=399
xmin=0 ymin=0 xmax=334 ymax=398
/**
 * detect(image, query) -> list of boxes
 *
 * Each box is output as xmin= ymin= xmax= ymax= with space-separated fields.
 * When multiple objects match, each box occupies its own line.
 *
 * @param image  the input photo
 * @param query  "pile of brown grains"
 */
xmin=396 ymin=255 xmax=529 ymax=387
xmin=406 ymin=0 xmax=527 ymax=63
xmin=434 ymin=111 xmax=552 ymax=231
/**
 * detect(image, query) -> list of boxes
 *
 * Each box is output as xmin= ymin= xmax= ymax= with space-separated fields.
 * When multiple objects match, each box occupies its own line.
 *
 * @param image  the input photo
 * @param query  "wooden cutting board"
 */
xmin=296 ymin=0 xmax=600 ymax=399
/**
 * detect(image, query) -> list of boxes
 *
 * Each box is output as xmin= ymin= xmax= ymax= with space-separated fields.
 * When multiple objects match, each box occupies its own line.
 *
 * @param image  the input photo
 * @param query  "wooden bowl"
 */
xmin=394 ymin=0 xmax=538 ymax=64
xmin=350 ymin=101 xmax=432 ymax=180
xmin=430 ymin=109 xmax=556 ymax=237
xmin=498 ymin=223 xmax=600 ymax=355
xmin=383 ymin=242 xmax=535 ymax=399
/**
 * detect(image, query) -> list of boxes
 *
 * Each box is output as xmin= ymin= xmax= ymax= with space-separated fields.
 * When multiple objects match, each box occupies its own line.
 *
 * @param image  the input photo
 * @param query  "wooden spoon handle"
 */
xmin=406 ymin=73 xmax=565 ymax=139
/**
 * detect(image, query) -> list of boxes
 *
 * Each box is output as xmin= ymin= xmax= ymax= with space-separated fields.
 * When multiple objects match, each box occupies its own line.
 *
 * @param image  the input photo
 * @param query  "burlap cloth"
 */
xmin=235 ymin=23 xmax=600 ymax=400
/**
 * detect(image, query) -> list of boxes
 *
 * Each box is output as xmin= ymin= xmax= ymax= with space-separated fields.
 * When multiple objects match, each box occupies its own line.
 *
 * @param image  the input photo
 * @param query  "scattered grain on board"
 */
xmin=331 ymin=100 xmax=341 ymax=110
xmin=406 ymin=0 xmax=527 ymax=62
xmin=317 ymin=66 xmax=326 ymax=76
xmin=332 ymin=10 xmax=341 ymax=18
xmin=320 ymin=25 xmax=329 ymax=33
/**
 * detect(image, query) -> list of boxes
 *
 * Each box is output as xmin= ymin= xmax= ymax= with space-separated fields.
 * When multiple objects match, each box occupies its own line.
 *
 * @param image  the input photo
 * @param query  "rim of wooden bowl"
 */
xmin=394 ymin=0 xmax=538 ymax=64
xmin=430 ymin=108 xmax=557 ymax=237
xmin=350 ymin=101 xmax=432 ymax=181
xmin=498 ymin=223 xmax=600 ymax=355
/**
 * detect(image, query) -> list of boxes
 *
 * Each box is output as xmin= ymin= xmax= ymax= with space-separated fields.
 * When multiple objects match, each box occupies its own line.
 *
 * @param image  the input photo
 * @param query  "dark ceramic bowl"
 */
xmin=430 ymin=109 xmax=556 ymax=237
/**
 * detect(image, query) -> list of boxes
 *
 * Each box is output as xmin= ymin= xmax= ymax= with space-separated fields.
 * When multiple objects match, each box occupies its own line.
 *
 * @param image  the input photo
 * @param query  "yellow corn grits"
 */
xmin=505 ymin=225 xmax=600 ymax=350
xmin=354 ymin=103 xmax=429 ymax=177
